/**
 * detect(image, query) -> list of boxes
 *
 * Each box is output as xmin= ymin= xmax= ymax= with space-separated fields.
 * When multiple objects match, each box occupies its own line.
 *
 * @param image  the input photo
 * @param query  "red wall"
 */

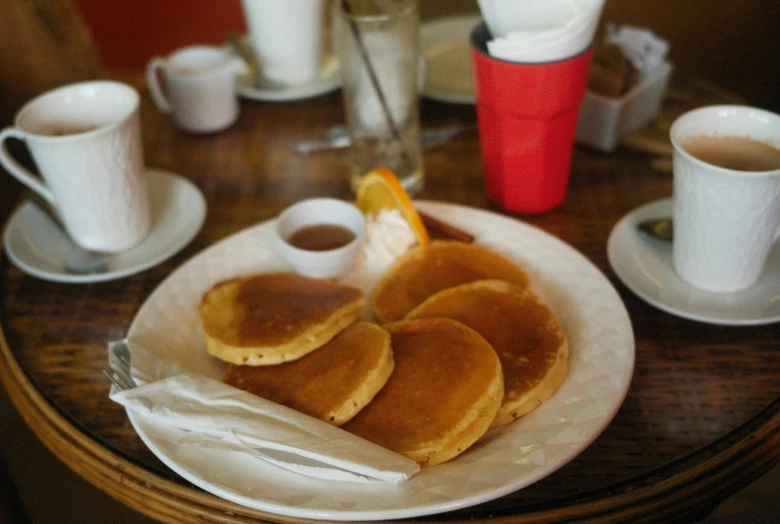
xmin=75 ymin=0 xmax=246 ymax=72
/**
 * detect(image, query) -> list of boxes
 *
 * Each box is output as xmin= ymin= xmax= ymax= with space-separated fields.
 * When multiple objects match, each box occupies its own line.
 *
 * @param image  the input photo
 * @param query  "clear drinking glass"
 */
xmin=333 ymin=0 xmax=423 ymax=194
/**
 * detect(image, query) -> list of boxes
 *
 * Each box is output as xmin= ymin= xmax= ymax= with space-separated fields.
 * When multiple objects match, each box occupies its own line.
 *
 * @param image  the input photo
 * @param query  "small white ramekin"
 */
xmin=274 ymin=198 xmax=365 ymax=279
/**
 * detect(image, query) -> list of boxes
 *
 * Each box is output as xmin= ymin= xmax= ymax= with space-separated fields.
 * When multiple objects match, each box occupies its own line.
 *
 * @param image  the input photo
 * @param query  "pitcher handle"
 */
xmin=146 ymin=58 xmax=172 ymax=114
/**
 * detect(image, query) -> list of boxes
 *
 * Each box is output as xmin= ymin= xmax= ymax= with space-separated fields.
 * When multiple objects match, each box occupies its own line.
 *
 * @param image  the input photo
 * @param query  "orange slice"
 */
xmin=356 ymin=168 xmax=430 ymax=246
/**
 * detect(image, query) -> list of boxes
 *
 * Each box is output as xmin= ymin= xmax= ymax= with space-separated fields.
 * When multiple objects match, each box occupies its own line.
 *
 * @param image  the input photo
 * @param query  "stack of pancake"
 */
xmin=199 ymin=241 xmax=568 ymax=467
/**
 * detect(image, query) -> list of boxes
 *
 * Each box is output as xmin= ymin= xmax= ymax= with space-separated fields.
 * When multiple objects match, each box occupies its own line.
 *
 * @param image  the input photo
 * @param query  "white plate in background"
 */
xmin=420 ymin=14 xmax=481 ymax=104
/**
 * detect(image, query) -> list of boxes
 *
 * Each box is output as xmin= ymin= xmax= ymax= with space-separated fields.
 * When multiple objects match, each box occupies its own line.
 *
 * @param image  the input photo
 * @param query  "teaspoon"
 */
xmin=637 ymin=217 xmax=674 ymax=243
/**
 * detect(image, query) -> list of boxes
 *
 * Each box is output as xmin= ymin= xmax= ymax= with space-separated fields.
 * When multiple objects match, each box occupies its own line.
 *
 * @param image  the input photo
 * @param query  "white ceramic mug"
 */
xmin=0 ymin=81 xmax=151 ymax=253
xmin=670 ymin=105 xmax=780 ymax=292
xmin=240 ymin=0 xmax=324 ymax=86
xmin=147 ymin=46 xmax=242 ymax=134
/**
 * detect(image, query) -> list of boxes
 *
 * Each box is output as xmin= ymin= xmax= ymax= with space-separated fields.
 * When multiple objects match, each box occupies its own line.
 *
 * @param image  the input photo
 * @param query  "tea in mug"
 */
xmin=37 ymin=124 xmax=100 ymax=137
xmin=682 ymin=135 xmax=780 ymax=171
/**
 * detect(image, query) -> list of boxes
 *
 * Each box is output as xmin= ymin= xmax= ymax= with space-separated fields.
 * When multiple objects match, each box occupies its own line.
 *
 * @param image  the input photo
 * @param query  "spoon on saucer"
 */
xmin=26 ymin=192 xmax=110 ymax=275
xmin=637 ymin=217 xmax=674 ymax=243
xmin=641 ymin=216 xmax=780 ymax=247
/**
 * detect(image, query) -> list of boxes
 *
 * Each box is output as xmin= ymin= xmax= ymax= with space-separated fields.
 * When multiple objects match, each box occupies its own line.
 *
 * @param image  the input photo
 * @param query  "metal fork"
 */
xmin=103 ymin=341 xmax=137 ymax=391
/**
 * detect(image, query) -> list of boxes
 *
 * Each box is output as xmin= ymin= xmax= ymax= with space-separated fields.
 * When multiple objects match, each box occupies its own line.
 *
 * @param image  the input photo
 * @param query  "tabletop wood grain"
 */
xmin=1 ymin=73 xmax=778 ymax=523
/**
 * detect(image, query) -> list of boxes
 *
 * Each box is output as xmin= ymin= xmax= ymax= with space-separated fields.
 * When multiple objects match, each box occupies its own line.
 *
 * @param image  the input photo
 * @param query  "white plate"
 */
xmin=125 ymin=201 xmax=634 ymax=521
xmin=420 ymin=14 xmax=481 ymax=104
xmin=2 ymin=168 xmax=206 ymax=284
xmin=607 ymin=198 xmax=780 ymax=325
xmin=235 ymin=36 xmax=340 ymax=103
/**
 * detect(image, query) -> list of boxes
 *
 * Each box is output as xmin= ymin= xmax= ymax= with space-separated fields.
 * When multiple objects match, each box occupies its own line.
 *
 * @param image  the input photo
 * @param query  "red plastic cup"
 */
xmin=470 ymin=23 xmax=593 ymax=214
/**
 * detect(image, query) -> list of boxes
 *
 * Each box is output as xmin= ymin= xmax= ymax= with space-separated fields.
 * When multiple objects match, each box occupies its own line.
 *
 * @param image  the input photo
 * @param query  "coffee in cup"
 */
xmin=36 ymin=124 xmax=101 ymax=137
xmin=681 ymin=134 xmax=780 ymax=172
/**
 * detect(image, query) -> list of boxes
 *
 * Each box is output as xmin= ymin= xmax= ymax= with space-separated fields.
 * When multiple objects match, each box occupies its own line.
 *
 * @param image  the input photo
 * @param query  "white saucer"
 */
xmin=235 ymin=36 xmax=340 ymax=102
xmin=607 ymin=198 xmax=780 ymax=325
xmin=420 ymin=14 xmax=481 ymax=104
xmin=3 ymin=168 xmax=206 ymax=284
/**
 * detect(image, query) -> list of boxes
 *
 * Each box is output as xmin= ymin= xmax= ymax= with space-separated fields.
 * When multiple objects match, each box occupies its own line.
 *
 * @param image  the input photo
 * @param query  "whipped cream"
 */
xmin=360 ymin=208 xmax=417 ymax=266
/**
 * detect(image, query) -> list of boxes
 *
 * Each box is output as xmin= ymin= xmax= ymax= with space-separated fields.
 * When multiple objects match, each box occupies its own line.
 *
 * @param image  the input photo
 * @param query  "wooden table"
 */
xmin=1 ymin=73 xmax=778 ymax=523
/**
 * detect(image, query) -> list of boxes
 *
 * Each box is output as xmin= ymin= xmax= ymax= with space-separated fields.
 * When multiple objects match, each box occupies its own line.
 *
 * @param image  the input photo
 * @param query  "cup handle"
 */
xmin=146 ymin=58 xmax=172 ymax=113
xmin=0 ymin=127 xmax=56 ymax=205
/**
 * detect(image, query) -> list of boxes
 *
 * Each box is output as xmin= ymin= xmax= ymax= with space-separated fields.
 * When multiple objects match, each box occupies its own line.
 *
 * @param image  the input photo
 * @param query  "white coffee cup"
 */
xmin=670 ymin=105 xmax=780 ymax=292
xmin=147 ymin=46 xmax=242 ymax=134
xmin=0 ymin=81 xmax=151 ymax=253
xmin=240 ymin=0 xmax=324 ymax=86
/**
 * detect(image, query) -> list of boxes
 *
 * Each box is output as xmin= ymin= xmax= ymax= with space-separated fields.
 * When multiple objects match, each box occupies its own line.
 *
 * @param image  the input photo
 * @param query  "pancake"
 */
xmin=342 ymin=317 xmax=503 ymax=466
xmin=199 ymin=272 xmax=364 ymax=365
xmin=223 ymin=322 xmax=393 ymax=426
xmin=371 ymin=240 xmax=530 ymax=323
xmin=407 ymin=279 xmax=568 ymax=426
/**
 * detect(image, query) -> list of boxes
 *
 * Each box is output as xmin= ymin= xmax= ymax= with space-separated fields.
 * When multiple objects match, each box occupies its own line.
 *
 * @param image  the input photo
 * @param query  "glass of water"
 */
xmin=333 ymin=0 xmax=423 ymax=195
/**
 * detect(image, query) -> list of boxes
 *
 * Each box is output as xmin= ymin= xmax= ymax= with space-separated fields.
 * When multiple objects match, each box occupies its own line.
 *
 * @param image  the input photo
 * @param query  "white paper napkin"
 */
xmin=478 ymin=0 xmax=605 ymax=63
xmin=108 ymin=340 xmax=420 ymax=484
xmin=606 ymin=23 xmax=669 ymax=78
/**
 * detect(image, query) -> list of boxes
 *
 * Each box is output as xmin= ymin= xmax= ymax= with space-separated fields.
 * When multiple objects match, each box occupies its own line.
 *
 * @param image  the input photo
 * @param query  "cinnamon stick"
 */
xmin=418 ymin=210 xmax=475 ymax=243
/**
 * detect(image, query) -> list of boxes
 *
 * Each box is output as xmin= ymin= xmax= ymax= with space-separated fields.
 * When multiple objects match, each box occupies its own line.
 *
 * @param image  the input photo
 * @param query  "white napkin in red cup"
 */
xmin=477 ymin=0 xmax=606 ymax=62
